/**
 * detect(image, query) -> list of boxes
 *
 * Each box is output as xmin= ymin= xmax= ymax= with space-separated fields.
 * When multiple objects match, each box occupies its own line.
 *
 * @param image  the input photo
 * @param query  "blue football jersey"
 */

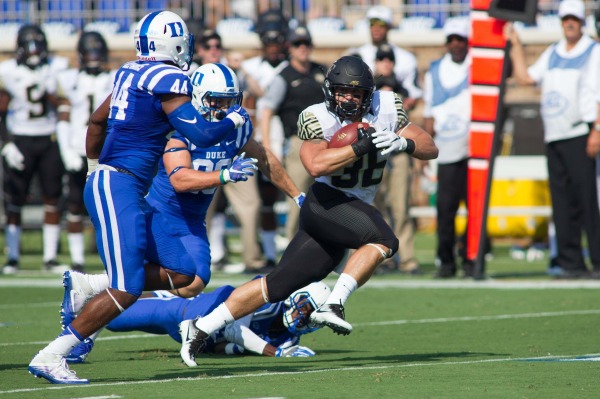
xmin=145 ymin=120 xmax=253 ymax=232
xmin=99 ymin=61 xmax=193 ymax=185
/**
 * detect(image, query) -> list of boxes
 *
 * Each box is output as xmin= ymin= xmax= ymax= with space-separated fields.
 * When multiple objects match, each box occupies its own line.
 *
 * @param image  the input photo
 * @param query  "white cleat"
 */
xmin=310 ymin=303 xmax=353 ymax=335
xmin=60 ymin=271 xmax=95 ymax=329
xmin=179 ymin=319 xmax=199 ymax=367
xmin=28 ymin=351 xmax=89 ymax=384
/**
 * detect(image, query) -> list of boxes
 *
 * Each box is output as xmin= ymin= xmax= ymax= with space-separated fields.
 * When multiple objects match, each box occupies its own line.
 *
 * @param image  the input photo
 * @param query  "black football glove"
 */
xmin=351 ymin=126 xmax=377 ymax=157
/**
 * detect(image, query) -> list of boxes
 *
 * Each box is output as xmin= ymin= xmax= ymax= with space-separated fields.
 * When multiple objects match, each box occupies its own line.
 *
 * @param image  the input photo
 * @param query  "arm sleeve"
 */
xmin=422 ymin=72 xmax=433 ymax=118
xmin=222 ymin=316 xmax=269 ymax=355
xmin=527 ymin=46 xmax=552 ymax=84
xmin=167 ymin=101 xmax=236 ymax=148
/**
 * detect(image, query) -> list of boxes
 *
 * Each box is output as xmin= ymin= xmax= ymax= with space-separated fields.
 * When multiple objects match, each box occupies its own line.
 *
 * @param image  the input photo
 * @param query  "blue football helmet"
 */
xmin=190 ymin=63 xmax=243 ymax=122
xmin=283 ymin=282 xmax=331 ymax=336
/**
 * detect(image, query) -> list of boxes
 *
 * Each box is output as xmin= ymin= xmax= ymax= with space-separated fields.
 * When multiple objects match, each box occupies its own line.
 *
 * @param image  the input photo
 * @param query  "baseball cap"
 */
xmin=367 ymin=5 xmax=393 ymax=26
xmin=288 ymin=25 xmax=312 ymax=45
xmin=558 ymin=0 xmax=585 ymax=21
xmin=443 ymin=17 xmax=470 ymax=39
xmin=375 ymin=44 xmax=395 ymax=62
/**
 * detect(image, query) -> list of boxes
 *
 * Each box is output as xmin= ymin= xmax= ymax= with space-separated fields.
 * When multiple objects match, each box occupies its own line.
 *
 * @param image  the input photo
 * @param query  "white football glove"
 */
xmin=56 ymin=121 xmax=83 ymax=172
xmin=372 ymin=130 xmax=408 ymax=156
xmin=275 ymin=345 xmax=316 ymax=357
xmin=1 ymin=142 xmax=25 ymax=170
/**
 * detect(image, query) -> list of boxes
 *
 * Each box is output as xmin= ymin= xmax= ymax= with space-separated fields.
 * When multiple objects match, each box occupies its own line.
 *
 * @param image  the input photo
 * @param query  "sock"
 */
xmin=43 ymin=326 xmax=83 ymax=356
xmin=209 ymin=213 xmax=226 ymax=263
xmin=261 ymin=230 xmax=277 ymax=261
xmin=87 ymin=328 xmax=104 ymax=343
xmin=194 ymin=303 xmax=234 ymax=334
xmin=87 ymin=273 xmax=110 ymax=294
xmin=327 ymin=273 xmax=358 ymax=306
xmin=67 ymin=232 xmax=85 ymax=266
xmin=43 ymin=223 xmax=61 ymax=263
xmin=5 ymin=224 xmax=21 ymax=261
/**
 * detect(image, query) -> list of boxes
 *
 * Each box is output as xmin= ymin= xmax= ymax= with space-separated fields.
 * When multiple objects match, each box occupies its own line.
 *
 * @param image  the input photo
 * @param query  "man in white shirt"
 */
xmin=506 ymin=0 xmax=600 ymax=278
xmin=423 ymin=17 xmax=472 ymax=278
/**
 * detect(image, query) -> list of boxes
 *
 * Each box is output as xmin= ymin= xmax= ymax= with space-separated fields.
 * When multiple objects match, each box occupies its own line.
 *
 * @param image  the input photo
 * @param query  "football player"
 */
xmin=65 ymin=281 xmax=330 ymax=364
xmin=183 ymin=56 xmax=438 ymax=364
xmin=29 ymin=11 xmax=253 ymax=385
xmin=54 ymin=31 xmax=116 ymax=272
xmin=0 ymin=25 xmax=70 ymax=274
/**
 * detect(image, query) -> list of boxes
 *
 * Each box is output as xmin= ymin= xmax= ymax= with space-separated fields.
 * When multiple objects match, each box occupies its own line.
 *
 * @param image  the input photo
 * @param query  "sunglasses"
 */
xmin=202 ymin=43 xmax=222 ymax=50
xmin=370 ymin=19 xmax=388 ymax=27
xmin=292 ymin=40 xmax=312 ymax=47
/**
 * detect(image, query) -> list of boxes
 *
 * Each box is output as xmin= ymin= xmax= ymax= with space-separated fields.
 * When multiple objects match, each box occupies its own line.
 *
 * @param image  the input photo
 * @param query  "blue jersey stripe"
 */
xmin=139 ymin=11 xmax=161 ymax=55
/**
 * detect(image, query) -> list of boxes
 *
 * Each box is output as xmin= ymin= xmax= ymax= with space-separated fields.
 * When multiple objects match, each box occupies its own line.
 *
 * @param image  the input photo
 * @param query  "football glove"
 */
xmin=56 ymin=121 xmax=83 ymax=172
xmin=1 ymin=142 xmax=25 ymax=171
xmin=221 ymin=152 xmax=258 ymax=183
xmin=275 ymin=345 xmax=316 ymax=357
xmin=372 ymin=130 xmax=408 ymax=156
xmin=293 ymin=192 xmax=306 ymax=208
xmin=226 ymin=105 xmax=250 ymax=129
xmin=351 ymin=126 xmax=377 ymax=157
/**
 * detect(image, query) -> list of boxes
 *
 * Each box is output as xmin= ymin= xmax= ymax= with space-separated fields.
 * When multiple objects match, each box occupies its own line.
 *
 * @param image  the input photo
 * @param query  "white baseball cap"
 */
xmin=443 ymin=17 xmax=470 ymax=39
xmin=558 ymin=0 xmax=585 ymax=21
xmin=367 ymin=5 xmax=393 ymax=26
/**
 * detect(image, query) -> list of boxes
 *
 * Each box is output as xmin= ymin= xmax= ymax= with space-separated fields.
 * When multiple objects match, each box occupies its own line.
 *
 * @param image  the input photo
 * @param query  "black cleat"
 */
xmin=310 ymin=303 xmax=352 ymax=335
xmin=188 ymin=329 xmax=210 ymax=358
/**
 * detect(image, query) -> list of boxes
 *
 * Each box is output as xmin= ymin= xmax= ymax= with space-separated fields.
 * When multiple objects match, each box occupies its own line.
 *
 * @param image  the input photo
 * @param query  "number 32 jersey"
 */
xmin=296 ymin=91 xmax=408 ymax=204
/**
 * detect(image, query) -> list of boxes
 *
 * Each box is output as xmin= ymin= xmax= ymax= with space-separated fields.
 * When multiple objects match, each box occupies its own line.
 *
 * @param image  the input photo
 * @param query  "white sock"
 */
xmin=68 ymin=232 xmax=85 ymax=265
xmin=261 ymin=230 xmax=277 ymax=261
xmin=327 ymin=273 xmax=358 ymax=306
xmin=5 ymin=224 xmax=21 ymax=261
xmin=194 ymin=303 xmax=234 ymax=334
xmin=87 ymin=273 xmax=110 ymax=294
xmin=209 ymin=213 xmax=226 ymax=263
xmin=87 ymin=327 xmax=104 ymax=342
xmin=43 ymin=223 xmax=61 ymax=262
xmin=44 ymin=326 xmax=82 ymax=356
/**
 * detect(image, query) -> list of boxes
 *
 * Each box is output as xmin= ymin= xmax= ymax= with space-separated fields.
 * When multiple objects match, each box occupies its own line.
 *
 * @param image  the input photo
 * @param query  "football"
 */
xmin=327 ymin=122 xmax=370 ymax=149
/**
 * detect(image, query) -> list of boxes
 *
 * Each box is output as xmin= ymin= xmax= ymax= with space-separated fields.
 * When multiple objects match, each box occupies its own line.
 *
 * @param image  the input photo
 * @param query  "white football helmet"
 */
xmin=283 ymin=282 xmax=331 ymax=336
xmin=134 ymin=10 xmax=194 ymax=70
xmin=190 ymin=63 xmax=243 ymax=121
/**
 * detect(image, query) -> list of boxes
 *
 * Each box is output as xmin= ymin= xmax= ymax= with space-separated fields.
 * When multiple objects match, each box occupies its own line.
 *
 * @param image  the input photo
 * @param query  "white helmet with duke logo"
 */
xmin=190 ymin=63 xmax=243 ymax=121
xmin=283 ymin=282 xmax=331 ymax=336
xmin=134 ymin=10 xmax=194 ymax=71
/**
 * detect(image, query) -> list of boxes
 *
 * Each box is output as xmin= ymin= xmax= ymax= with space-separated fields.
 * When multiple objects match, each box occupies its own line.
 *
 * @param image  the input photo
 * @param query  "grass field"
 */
xmin=1 ymin=232 xmax=599 ymax=398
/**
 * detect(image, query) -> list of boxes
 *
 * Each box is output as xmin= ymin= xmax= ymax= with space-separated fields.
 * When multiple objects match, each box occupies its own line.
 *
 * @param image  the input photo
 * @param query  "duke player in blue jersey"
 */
xmin=29 ymin=11 xmax=253 ymax=385
xmin=65 ymin=281 xmax=330 ymax=364
xmin=60 ymin=62 xmax=304 ymax=366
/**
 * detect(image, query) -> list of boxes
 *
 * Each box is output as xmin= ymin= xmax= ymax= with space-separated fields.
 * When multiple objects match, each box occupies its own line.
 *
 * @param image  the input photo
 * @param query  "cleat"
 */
xmin=179 ymin=319 xmax=200 ymax=367
xmin=187 ymin=325 xmax=210 ymax=363
xmin=44 ymin=260 xmax=70 ymax=275
xmin=310 ymin=303 xmax=353 ymax=335
xmin=2 ymin=259 xmax=20 ymax=275
xmin=60 ymin=271 xmax=94 ymax=329
xmin=28 ymin=351 xmax=89 ymax=384
xmin=66 ymin=338 xmax=94 ymax=364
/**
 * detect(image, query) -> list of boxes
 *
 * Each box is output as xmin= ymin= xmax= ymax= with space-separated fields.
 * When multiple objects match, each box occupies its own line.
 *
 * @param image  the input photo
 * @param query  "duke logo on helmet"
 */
xmin=134 ymin=10 xmax=194 ymax=71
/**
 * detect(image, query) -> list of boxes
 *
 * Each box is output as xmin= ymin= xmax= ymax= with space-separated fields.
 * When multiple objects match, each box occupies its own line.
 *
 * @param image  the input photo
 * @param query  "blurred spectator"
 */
xmin=259 ymin=25 xmax=325 ymax=240
xmin=506 ymin=0 xmax=600 ymax=278
xmin=53 ymin=31 xmax=116 ymax=272
xmin=422 ymin=17 xmax=473 ymax=278
xmin=372 ymin=44 xmax=420 ymax=275
xmin=0 ymin=24 xmax=70 ymax=274
xmin=347 ymin=5 xmax=422 ymax=111
xmin=240 ymin=9 xmax=290 ymax=271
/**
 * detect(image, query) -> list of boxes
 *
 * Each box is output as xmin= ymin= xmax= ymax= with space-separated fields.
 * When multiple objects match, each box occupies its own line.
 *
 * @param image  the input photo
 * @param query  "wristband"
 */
xmin=405 ymin=138 xmax=415 ymax=154
xmin=219 ymin=169 xmax=228 ymax=185
xmin=87 ymin=158 xmax=99 ymax=173
xmin=57 ymin=104 xmax=71 ymax=113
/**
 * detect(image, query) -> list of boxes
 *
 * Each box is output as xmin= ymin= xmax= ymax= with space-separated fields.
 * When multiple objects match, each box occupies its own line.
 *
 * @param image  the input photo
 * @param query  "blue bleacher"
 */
xmin=0 ymin=0 xmax=25 ymax=23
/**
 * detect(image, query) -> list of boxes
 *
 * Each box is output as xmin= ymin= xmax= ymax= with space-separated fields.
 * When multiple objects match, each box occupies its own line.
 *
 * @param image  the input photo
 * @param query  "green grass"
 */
xmin=1 ymin=232 xmax=599 ymax=398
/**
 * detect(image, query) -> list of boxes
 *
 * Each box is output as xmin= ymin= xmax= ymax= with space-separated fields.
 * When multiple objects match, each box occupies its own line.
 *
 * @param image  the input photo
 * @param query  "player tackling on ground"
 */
xmin=181 ymin=55 xmax=438 ymax=366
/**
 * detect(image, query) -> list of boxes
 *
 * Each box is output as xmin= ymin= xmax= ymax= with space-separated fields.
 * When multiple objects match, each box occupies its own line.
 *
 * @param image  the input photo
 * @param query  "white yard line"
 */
xmin=2 ymin=353 xmax=599 ymax=395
